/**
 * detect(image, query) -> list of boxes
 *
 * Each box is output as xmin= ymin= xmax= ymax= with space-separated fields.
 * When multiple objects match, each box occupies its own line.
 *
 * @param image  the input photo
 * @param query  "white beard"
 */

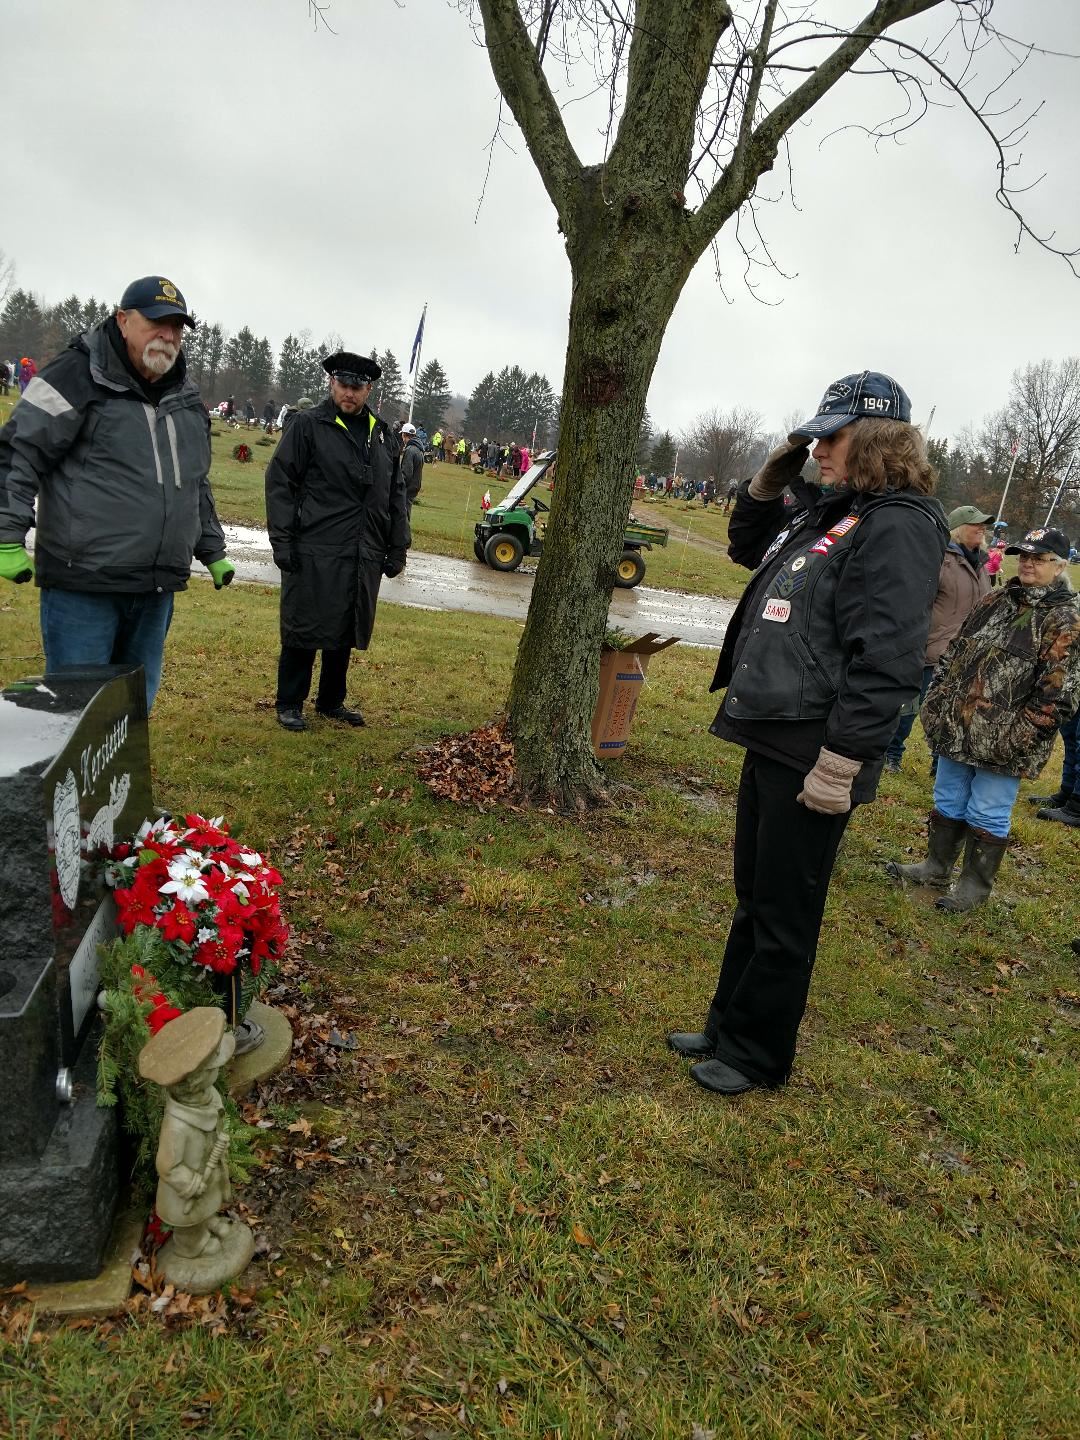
xmin=142 ymin=342 xmax=179 ymax=376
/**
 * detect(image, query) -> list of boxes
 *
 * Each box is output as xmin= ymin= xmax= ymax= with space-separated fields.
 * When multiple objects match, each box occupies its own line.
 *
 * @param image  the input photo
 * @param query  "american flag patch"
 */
xmin=828 ymin=515 xmax=859 ymax=538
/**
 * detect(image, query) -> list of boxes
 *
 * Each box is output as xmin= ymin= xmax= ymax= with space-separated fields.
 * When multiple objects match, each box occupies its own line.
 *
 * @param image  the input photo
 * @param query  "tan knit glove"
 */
xmin=747 ymin=439 xmax=810 ymax=501
xmin=797 ymin=746 xmax=862 ymax=815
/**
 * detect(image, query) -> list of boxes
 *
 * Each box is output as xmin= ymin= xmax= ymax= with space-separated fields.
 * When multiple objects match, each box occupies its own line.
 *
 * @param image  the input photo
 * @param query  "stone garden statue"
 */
xmin=138 ymin=1007 xmax=254 ymax=1294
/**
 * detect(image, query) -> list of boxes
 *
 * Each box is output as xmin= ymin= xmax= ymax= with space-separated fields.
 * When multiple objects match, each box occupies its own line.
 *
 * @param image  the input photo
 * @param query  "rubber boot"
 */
xmin=886 ymin=810 xmax=967 ymax=888
xmin=1036 ymin=795 xmax=1080 ymax=827
xmin=936 ymin=827 xmax=1008 ymax=913
xmin=668 ymin=1004 xmax=722 ymax=1058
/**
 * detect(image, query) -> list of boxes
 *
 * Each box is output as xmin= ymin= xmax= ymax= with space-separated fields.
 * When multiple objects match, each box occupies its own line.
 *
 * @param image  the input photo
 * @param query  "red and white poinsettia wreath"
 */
xmin=106 ymin=814 xmax=287 ymax=979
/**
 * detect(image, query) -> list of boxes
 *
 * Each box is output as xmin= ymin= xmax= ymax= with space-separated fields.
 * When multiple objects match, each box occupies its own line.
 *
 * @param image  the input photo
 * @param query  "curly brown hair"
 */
xmin=844 ymin=418 xmax=936 ymax=494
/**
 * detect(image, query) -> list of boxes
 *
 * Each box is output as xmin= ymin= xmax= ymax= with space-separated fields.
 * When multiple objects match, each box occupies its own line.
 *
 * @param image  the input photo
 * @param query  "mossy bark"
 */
xmin=508 ymin=171 xmax=697 ymax=804
xmin=481 ymin=0 xmax=930 ymax=802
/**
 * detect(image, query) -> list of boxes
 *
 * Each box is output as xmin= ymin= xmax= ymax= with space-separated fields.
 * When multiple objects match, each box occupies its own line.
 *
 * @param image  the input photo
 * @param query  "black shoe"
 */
xmin=316 ymin=704 xmax=366 ymax=727
xmin=667 ymin=1031 xmax=715 ymax=1058
xmin=689 ymin=1059 xmax=761 ymax=1095
xmin=276 ymin=706 xmax=306 ymax=732
xmin=1036 ymin=799 xmax=1080 ymax=827
xmin=883 ymin=756 xmax=901 ymax=774
xmin=1028 ymin=790 xmax=1067 ymax=808
xmin=1072 ymin=938 xmax=1080 ymax=956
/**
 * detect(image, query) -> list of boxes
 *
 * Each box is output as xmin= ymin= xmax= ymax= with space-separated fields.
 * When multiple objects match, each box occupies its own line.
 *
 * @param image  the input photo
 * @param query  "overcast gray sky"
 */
xmin=6 ymin=0 xmax=1080 ymax=443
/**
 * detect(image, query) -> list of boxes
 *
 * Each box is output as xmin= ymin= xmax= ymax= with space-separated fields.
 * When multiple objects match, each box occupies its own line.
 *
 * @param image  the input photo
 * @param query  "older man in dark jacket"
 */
xmin=399 ymin=423 xmax=425 ymax=517
xmin=0 ymin=275 xmax=234 ymax=709
xmin=265 ymin=351 xmax=410 ymax=732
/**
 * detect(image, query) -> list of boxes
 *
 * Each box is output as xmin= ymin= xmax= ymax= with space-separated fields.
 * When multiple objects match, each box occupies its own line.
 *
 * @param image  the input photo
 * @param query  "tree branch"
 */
xmin=476 ymin=0 xmax=584 ymax=226
xmin=689 ymin=0 xmax=944 ymax=253
xmin=605 ymin=0 xmax=733 ymax=191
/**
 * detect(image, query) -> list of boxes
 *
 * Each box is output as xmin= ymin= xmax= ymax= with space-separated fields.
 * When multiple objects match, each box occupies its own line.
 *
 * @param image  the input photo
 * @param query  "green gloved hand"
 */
xmin=207 ymin=558 xmax=236 ymax=589
xmin=0 ymin=543 xmax=33 ymax=583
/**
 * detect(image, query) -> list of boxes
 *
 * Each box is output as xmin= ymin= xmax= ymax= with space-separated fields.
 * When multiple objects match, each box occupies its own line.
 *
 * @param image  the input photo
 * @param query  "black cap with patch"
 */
xmin=322 ymin=351 xmax=381 ymax=384
xmin=1004 ymin=527 xmax=1071 ymax=560
xmin=119 ymin=276 xmax=195 ymax=327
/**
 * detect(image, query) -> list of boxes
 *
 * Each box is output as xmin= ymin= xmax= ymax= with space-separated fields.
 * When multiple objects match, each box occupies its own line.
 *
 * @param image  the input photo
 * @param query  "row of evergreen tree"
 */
xmin=1 ymin=283 xmax=563 ymax=444
xmin=463 ymin=366 xmax=558 ymax=442
xmin=0 ymin=284 xmax=537 ymax=437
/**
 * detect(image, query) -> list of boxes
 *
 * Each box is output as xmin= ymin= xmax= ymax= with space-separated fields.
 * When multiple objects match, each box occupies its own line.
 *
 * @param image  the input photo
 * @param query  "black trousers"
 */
xmin=708 ymin=750 xmax=851 ymax=1087
xmin=276 ymin=645 xmax=351 ymax=710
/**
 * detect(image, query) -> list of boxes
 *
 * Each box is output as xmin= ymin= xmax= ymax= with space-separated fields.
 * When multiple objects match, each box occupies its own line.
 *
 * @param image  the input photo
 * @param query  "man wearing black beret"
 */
xmin=265 ymin=350 xmax=410 ymax=730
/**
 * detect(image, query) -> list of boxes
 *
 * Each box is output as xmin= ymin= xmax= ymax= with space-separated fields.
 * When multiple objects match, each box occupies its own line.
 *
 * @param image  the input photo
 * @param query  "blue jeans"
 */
xmin=933 ymin=756 xmax=1020 ymax=838
xmin=40 ymin=589 xmax=175 ymax=710
xmin=885 ymin=664 xmax=936 ymax=764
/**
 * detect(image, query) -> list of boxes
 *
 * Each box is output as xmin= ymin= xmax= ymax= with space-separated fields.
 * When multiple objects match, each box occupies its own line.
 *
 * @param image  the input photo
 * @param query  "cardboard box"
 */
xmin=591 ymin=633 xmax=680 ymax=758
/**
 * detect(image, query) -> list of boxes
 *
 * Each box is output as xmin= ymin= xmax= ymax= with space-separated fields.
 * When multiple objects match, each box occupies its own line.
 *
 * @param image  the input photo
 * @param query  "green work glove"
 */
xmin=207 ymin=558 xmax=236 ymax=589
xmin=0 ymin=543 xmax=33 ymax=583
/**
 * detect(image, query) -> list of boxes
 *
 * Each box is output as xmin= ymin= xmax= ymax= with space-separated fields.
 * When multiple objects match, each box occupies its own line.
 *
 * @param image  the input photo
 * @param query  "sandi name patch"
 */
xmin=762 ymin=598 xmax=791 ymax=622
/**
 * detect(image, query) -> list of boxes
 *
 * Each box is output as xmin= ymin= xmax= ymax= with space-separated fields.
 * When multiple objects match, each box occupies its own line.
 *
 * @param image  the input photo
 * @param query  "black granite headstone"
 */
xmin=0 ymin=666 xmax=154 ymax=1283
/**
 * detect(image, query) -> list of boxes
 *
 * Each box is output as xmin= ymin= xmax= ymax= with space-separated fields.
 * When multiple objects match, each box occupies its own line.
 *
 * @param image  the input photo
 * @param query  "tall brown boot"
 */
xmin=886 ymin=810 xmax=967 ymax=888
xmin=936 ymin=827 xmax=1008 ymax=913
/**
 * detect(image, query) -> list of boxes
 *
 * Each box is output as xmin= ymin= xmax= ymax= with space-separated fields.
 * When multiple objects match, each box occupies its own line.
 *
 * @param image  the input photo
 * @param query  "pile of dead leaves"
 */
xmin=126 ymin=1248 xmax=258 ymax=1334
xmin=416 ymin=719 xmax=518 ymax=809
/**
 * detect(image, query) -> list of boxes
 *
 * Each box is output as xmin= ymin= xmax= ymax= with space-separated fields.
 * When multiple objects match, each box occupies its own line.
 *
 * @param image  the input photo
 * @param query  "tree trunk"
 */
xmin=508 ymin=171 xmax=696 ymax=804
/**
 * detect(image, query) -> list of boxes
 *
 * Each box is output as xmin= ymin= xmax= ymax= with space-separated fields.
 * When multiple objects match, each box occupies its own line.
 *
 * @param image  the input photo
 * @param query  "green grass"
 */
xmin=198 ymin=418 xmax=750 ymax=599
xmin=2 ymin=580 xmax=1078 ymax=1438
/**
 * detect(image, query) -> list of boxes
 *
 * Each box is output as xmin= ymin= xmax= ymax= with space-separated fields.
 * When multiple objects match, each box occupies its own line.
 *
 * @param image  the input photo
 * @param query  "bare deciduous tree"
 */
xmin=456 ymin=2 xmax=1078 ymax=803
xmin=680 ymin=405 xmax=763 ymax=484
xmin=969 ymin=357 xmax=1080 ymax=526
xmin=0 ymin=249 xmax=14 ymax=311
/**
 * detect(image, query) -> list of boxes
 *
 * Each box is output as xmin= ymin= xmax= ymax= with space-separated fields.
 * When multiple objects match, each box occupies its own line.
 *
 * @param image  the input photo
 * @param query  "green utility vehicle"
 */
xmin=472 ymin=450 xmax=669 ymax=588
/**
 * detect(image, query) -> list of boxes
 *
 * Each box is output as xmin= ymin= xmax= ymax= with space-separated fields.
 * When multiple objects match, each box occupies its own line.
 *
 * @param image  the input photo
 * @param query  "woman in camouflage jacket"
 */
xmin=889 ymin=527 xmax=1080 ymax=911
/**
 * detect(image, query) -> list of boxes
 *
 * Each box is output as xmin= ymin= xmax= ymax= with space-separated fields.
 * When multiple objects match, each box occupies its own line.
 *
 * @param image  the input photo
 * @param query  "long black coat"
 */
xmin=265 ymin=398 xmax=409 ymax=650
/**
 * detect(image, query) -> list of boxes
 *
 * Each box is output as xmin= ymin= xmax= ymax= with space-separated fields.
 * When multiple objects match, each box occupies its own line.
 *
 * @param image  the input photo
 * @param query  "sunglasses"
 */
xmin=332 ymin=373 xmax=371 ymax=389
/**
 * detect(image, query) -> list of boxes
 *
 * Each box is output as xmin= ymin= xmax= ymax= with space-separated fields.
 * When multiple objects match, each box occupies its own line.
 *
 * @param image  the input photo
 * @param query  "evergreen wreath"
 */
xmin=96 ymin=928 xmax=261 ymax=1192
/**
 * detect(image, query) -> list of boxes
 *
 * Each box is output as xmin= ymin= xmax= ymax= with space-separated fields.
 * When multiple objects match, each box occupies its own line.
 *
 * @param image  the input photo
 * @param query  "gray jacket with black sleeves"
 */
xmin=0 ymin=322 xmax=225 ymax=592
xmin=710 ymin=476 xmax=948 ymax=799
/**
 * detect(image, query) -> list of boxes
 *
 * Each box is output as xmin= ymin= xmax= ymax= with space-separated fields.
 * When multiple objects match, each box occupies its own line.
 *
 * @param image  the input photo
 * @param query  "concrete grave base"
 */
xmin=25 ymin=1205 xmax=145 ymax=1317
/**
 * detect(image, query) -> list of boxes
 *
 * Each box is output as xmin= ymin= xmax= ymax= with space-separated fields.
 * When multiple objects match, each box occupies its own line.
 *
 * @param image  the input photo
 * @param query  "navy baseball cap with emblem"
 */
xmin=791 ymin=370 xmax=912 ymax=439
xmin=119 ymin=275 xmax=195 ymax=327
xmin=322 ymin=351 xmax=381 ymax=385
xmin=1005 ymin=526 xmax=1071 ymax=560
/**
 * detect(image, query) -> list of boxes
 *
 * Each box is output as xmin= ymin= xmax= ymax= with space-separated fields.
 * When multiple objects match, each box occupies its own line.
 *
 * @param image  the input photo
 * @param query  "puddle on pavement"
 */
xmin=220 ymin=526 xmax=734 ymax=649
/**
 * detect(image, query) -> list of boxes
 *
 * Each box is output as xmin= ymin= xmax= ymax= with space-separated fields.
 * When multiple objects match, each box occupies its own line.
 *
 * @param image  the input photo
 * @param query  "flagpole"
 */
xmin=407 ymin=302 xmax=428 ymax=425
xmin=995 ymin=437 xmax=1022 ymax=526
xmin=1045 ymin=457 xmax=1077 ymax=525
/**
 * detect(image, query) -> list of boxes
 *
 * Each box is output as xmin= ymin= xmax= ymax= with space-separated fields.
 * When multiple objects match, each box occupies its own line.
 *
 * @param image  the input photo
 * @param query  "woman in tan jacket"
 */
xmin=883 ymin=505 xmax=992 ymax=771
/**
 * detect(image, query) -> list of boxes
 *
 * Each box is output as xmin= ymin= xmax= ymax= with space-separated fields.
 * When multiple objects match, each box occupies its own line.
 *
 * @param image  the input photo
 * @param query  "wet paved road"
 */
xmin=220 ymin=524 xmax=736 ymax=650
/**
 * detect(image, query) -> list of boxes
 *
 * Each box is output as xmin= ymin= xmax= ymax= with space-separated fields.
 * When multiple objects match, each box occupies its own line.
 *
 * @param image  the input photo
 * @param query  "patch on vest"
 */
xmin=828 ymin=514 xmax=859 ymax=538
xmin=771 ymin=566 xmax=808 ymax=599
xmin=762 ymin=597 xmax=791 ymax=623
